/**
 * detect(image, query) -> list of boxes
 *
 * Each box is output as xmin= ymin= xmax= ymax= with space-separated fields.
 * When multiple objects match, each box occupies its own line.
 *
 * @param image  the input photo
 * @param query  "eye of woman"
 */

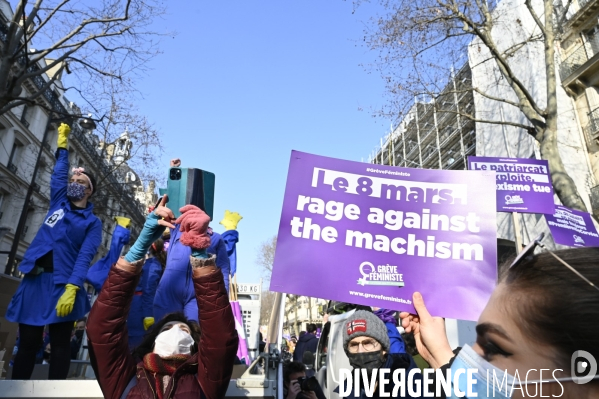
xmin=477 ymin=335 xmax=513 ymax=361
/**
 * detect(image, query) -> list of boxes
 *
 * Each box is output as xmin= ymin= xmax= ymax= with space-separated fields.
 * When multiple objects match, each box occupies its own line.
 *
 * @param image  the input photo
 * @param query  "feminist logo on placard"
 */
xmin=357 ymin=261 xmax=405 ymax=287
xmin=468 ymin=156 xmax=555 ymax=214
xmin=270 ymin=151 xmax=498 ymax=321
xmin=546 ymin=205 xmax=599 ymax=247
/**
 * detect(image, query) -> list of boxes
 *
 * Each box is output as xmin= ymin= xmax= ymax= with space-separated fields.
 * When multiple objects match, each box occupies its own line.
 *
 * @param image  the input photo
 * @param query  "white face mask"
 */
xmin=153 ymin=325 xmax=194 ymax=357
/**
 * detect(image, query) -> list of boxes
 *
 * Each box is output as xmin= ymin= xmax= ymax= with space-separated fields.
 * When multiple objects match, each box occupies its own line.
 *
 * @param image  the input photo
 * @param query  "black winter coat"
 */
xmin=293 ymin=333 xmax=318 ymax=363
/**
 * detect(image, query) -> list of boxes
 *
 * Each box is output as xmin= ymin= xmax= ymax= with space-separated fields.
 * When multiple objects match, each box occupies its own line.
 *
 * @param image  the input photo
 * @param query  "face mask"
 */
xmin=448 ymin=344 xmax=515 ymax=399
xmin=153 ymin=325 xmax=194 ymax=358
xmin=75 ymin=330 xmax=84 ymax=340
xmin=347 ymin=350 xmax=386 ymax=372
xmin=67 ymin=182 xmax=87 ymax=201
xmin=450 ymin=344 xmax=599 ymax=398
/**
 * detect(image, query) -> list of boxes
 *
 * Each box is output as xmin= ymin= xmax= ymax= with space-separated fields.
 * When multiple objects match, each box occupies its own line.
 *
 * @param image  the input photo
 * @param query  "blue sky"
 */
xmin=138 ymin=1 xmax=390 ymax=285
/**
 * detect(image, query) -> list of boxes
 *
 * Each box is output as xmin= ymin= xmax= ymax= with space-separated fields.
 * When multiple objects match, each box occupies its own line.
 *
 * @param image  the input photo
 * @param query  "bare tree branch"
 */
xmin=256 ymin=235 xmax=277 ymax=280
xmin=524 ymin=0 xmax=546 ymax=36
xmin=360 ymin=0 xmax=588 ymax=211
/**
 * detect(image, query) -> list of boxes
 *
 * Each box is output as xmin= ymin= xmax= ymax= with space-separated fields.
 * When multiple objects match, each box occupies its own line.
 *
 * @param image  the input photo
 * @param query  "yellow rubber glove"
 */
xmin=219 ymin=210 xmax=243 ymax=231
xmin=143 ymin=317 xmax=155 ymax=330
xmin=55 ymin=284 xmax=79 ymax=317
xmin=57 ymin=123 xmax=71 ymax=149
xmin=114 ymin=216 xmax=131 ymax=229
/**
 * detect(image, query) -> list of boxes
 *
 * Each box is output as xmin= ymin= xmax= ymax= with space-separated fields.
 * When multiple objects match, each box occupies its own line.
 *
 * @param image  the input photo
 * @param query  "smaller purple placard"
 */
xmin=546 ymin=205 xmax=599 ymax=247
xmin=468 ymin=156 xmax=555 ymax=214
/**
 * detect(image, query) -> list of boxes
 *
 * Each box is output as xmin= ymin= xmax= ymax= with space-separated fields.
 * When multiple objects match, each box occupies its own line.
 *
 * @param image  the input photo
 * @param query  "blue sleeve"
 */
xmin=86 ymin=256 xmax=110 ymax=292
xmin=50 ymin=149 xmax=69 ymax=208
xmin=386 ymin=321 xmax=405 ymax=354
xmin=142 ymin=259 xmax=162 ymax=318
xmin=221 ymin=230 xmax=239 ymax=255
xmin=221 ymin=230 xmax=239 ymax=276
xmin=85 ymin=226 xmax=130 ymax=292
xmin=108 ymin=226 xmax=131 ymax=266
xmin=68 ymin=218 xmax=102 ymax=287
xmin=216 ymin=239 xmax=230 ymax=294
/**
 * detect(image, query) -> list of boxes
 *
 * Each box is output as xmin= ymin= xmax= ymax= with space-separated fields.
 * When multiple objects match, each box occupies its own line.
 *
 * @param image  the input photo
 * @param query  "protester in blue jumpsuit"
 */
xmin=86 ymin=219 xmax=131 ymax=292
xmin=6 ymin=123 xmax=102 ymax=380
xmin=153 ymin=226 xmax=230 ymax=323
xmin=127 ymin=239 xmax=165 ymax=347
xmin=374 ymin=308 xmax=406 ymax=353
xmin=152 ymin=158 xmax=233 ymax=323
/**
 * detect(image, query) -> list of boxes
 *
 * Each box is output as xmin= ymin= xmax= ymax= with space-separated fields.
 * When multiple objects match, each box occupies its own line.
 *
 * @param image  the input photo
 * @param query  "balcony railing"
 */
xmin=560 ymin=34 xmax=599 ymax=80
xmin=583 ymin=106 xmax=599 ymax=145
xmin=7 ymin=163 xmax=17 ymax=173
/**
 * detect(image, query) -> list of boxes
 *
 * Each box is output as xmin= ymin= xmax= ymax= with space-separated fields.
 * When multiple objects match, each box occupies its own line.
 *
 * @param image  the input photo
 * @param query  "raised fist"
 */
xmin=114 ymin=216 xmax=131 ymax=229
xmin=220 ymin=210 xmax=243 ymax=231
xmin=57 ymin=123 xmax=71 ymax=149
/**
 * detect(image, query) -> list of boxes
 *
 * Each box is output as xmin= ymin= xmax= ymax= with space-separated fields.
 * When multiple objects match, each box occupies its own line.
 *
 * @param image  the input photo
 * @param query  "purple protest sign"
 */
xmin=468 ymin=156 xmax=555 ymax=214
xmin=546 ymin=205 xmax=599 ymax=247
xmin=270 ymin=151 xmax=498 ymax=321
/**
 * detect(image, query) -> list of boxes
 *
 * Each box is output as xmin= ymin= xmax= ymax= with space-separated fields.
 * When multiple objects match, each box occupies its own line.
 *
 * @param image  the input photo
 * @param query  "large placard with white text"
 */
xmin=270 ymin=151 xmax=498 ymax=321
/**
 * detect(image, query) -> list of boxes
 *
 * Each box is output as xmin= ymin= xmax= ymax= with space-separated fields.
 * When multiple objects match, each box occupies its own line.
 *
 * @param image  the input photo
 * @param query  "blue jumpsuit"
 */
xmin=153 ymin=226 xmax=230 ymax=323
xmin=86 ymin=225 xmax=130 ymax=292
xmin=127 ymin=257 xmax=163 ymax=348
xmin=221 ymin=230 xmax=239 ymax=277
xmin=6 ymin=149 xmax=102 ymax=325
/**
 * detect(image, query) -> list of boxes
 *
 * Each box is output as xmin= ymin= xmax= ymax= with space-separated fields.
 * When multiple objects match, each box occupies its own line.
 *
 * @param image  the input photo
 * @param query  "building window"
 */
xmin=20 ymin=106 xmax=31 ymax=127
xmin=23 ymin=207 xmax=35 ymax=241
xmin=0 ymin=192 xmax=6 ymax=220
xmin=8 ymin=139 xmax=24 ymax=172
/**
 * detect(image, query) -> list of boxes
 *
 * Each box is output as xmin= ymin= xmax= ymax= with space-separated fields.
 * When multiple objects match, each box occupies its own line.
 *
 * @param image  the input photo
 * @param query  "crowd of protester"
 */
xmin=3 ymin=123 xmax=598 ymax=399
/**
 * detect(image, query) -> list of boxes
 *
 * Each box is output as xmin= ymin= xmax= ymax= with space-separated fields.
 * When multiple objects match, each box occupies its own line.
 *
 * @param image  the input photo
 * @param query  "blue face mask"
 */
xmin=448 ymin=344 xmax=515 ymax=399
xmin=449 ymin=345 xmax=599 ymax=398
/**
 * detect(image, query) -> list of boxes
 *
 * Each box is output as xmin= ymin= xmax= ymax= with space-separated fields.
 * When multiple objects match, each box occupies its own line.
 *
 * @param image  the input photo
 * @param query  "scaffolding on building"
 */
xmin=370 ymin=65 xmax=476 ymax=171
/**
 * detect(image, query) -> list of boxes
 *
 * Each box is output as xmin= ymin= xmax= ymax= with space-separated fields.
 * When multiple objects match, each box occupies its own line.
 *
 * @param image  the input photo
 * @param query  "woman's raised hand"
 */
xmin=154 ymin=195 xmax=175 ymax=229
xmin=399 ymin=292 xmax=455 ymax=369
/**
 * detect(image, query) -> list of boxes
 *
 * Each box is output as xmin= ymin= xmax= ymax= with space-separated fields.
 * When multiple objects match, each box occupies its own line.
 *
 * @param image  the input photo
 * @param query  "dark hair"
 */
xmin=500 ymin=247 xmax=599 ymax=372
xmin=131 ymin=312 xmax=201 ymax=360
xmin=149 ymin=238 xmax=167 ymax=270
xmin=401 ymin=332 xmax=418 ymax=357
xmin=284 ymin=361 xmax=306 ymax=382
xmin=81 ymin=171 xmax=97 ymax=195
xmin=307 ymin=324 xmax=317 ymax=334
xmin=76 ymin=317 xmax=87 ymax=324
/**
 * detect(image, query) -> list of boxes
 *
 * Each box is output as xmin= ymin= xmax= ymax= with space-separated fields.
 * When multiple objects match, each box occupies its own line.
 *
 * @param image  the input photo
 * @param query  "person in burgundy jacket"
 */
xmin=86 ymin=196 xmax=239 ymax=399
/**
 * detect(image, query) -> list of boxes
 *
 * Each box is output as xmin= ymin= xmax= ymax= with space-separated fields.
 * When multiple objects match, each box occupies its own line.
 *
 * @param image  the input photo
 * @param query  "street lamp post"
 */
xmin=4 ymin=114 xmax=98 ymax=275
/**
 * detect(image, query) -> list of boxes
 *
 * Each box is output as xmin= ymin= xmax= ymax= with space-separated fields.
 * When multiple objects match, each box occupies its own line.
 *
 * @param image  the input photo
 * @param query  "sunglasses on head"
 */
xmin=509 ymin=232 xmax=599 ymax=292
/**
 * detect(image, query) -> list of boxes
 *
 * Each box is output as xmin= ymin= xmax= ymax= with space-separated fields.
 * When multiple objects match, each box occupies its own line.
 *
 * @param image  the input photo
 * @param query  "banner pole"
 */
xmin=234 ymin=274 xmax=238 ymax=301
xmin=512 ymin=212 xmax=524 ymax=253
